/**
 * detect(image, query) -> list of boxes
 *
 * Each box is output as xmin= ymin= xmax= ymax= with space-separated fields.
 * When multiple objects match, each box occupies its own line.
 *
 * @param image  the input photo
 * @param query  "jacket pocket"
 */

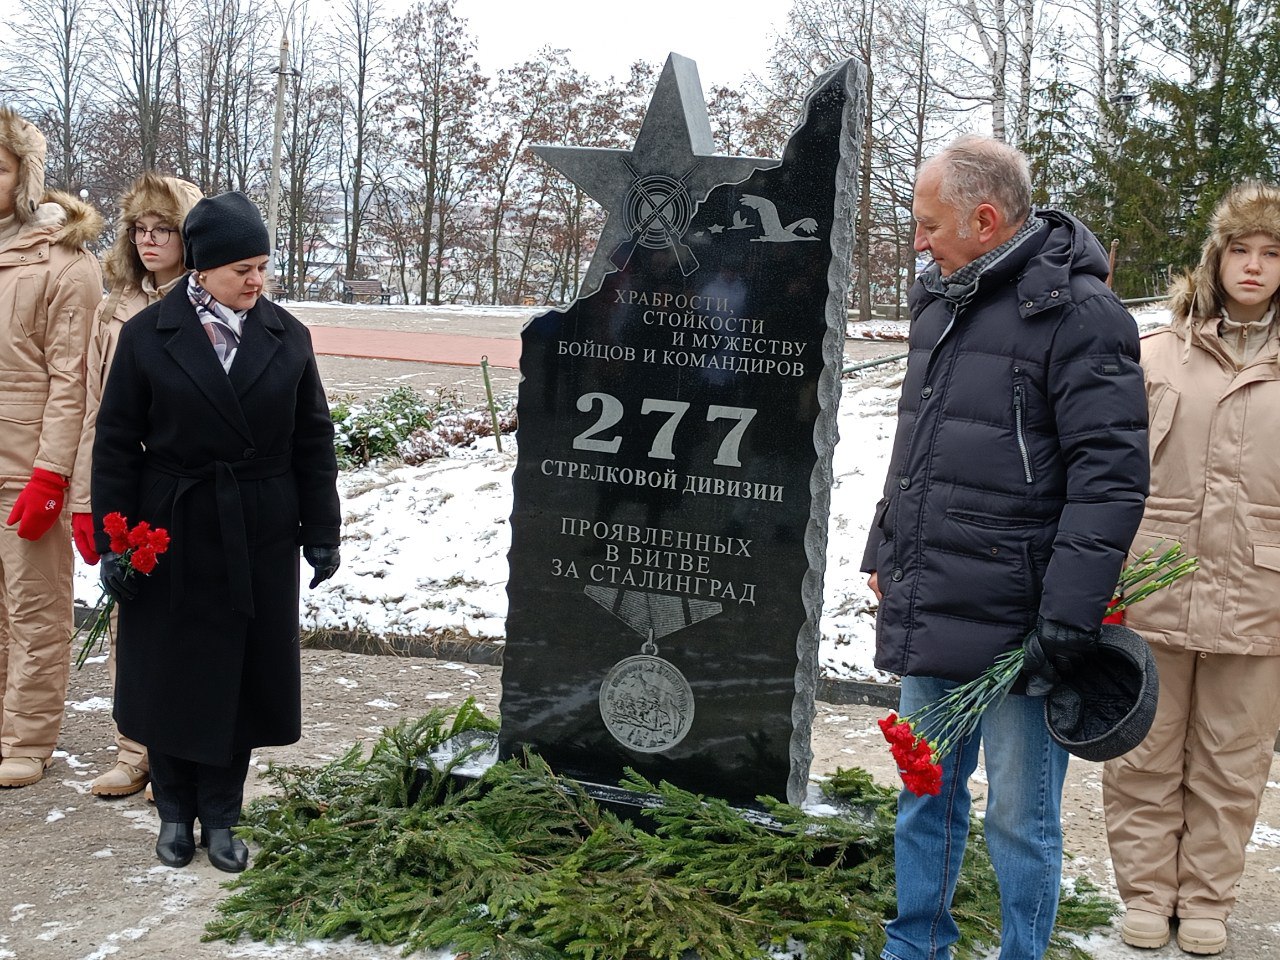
xmin=1234 ymin=541 xmax=1280 ymax=638
xmin=1148 ymin=383 xmax=1179 ymax=463
xmin=1253 ymin=542 xmax=1280 ymax=573
xmin=90 ymin=321 xmax=113 ymax=385
xmin=1012 ymin=381 xmax=1035 ymax=484
xmin=11 ymin=274 xmax=40 ymax=339
xmin=1123 ymin=523 xmax=1192 ymax=635
xmin=947 ymin=509 xmax=1041 ymax=531
xmin=871 ymin=496 xmax=891 ymax=538
xmin=927 ymin=513 xmax=1038 ymax=623
xmin=0 ymin=406 xmax=43 ymax=480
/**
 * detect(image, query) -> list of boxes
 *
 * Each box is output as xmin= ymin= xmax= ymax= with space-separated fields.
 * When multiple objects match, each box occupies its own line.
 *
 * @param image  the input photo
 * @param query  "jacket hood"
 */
xmin=1168 ymin=181 xmax=1280 ymax=329
xmin=1022 ymin=208 xmax=1110 ymax=287
xmin=103 ymin=173 xmax=204 ymax=290
xmin=17 ymin=190 xmax=104 ymax=250
xmin=0 ymin=106 xmax=48 ymax=224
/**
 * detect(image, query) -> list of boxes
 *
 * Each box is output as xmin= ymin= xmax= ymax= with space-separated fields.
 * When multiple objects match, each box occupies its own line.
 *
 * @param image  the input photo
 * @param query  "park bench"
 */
xmin=340 ymin=278 xmax=392 ymax=304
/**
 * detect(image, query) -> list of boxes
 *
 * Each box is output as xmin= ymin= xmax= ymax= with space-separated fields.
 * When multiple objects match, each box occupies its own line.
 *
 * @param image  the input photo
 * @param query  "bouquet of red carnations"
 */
xmin=73 ymin=512 xmax=170 ymax=669
xmin=880 ymin=542 xmax=1197 ymax=795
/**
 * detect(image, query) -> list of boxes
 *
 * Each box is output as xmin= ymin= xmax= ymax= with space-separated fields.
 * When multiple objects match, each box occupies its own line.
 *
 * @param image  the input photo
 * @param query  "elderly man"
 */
xmin=862 ymin=135 xmax=1149 ymax=959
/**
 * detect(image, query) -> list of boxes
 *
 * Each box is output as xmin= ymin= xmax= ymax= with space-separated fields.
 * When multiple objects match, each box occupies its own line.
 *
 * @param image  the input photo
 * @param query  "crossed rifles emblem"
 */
xmin=609 ymin=157 xmax=702 ymax=277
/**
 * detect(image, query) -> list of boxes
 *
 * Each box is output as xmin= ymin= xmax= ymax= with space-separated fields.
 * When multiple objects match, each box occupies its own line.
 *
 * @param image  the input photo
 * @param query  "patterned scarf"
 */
xmin=187 ymin=273 xmax=246 ymax=372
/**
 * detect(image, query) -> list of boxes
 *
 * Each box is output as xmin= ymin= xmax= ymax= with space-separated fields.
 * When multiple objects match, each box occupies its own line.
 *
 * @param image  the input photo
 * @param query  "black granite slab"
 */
xmin=502 ymin=58 xmax=866 ymax=808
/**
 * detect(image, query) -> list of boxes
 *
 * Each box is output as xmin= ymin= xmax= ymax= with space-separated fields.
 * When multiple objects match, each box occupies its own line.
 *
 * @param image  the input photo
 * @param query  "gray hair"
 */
xmin=920 ymin=135 xmax=1032 ymax=229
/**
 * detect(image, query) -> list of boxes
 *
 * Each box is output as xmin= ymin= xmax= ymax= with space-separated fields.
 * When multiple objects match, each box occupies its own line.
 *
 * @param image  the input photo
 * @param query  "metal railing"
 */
xmin=847 ymin=294 xmax=1168 ymax=322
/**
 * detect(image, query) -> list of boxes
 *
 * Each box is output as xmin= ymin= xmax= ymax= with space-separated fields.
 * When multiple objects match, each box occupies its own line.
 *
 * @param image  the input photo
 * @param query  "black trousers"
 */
xmin=147 ymin=749 xmax=251 ymax=827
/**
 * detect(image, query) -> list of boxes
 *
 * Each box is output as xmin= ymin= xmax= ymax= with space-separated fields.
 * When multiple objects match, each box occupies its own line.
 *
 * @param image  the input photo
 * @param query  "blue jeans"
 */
xmin=882 ymin=675 xmax=1071 ymax=960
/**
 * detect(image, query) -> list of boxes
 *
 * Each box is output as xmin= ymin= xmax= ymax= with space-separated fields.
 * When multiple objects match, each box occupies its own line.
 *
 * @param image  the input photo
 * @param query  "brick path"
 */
xmin=308 ymin=325 xmax=521 ymax=369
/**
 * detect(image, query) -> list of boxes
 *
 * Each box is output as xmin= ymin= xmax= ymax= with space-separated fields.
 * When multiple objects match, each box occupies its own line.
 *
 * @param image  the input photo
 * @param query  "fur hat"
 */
xmin=103 ymin=172 xmax=204 ymax=290
xmin=1169 ymin=181 xmax=1280 ymax=324
xmin=0 ymin=106 xmax=48 ymax=224
xmin=182 ymin=191 xmax=270 ymax=271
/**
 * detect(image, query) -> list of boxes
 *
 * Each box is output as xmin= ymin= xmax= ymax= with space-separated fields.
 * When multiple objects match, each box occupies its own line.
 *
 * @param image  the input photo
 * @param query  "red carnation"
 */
xmin=103 ymin=512 xmax=128 ymax=538
xmin=880 ymin=712 xmax=945 ymax=796
xmin=903 ymin=765 xmax=943 ymax=796
xmin=146 ymin=528 xmax=171 ymax=554
xmin=130 ymin=544 xmax=157 ymax=574
xmin=126 ymin=521 xmax=152 ymax=549
xmin=72 ymin=512 xmax=173 ymax=670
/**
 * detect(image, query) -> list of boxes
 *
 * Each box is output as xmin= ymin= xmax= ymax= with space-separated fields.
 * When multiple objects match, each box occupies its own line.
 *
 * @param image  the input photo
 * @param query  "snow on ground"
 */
xmin=73 ymin=307 xmax=1172 ymax=686
xmin=72 ymin=376 xmax=897 ymax=682
xmin=275 ymin=298 xmax=537 ymax=319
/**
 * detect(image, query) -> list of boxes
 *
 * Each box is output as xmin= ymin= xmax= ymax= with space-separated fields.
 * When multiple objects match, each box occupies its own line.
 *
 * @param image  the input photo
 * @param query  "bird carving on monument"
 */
xmin=739 ymin=195 xmax=820 ymax=242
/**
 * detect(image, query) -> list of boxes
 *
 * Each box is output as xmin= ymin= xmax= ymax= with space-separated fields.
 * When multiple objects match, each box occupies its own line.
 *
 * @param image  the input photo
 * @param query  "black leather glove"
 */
xmin=303 ymin=545 xmax=340 ymax=589
xmin=1020 ymin=616 xmax=1100 ymax=697
xmin=99 ymin=551 xmax=140 ymax=602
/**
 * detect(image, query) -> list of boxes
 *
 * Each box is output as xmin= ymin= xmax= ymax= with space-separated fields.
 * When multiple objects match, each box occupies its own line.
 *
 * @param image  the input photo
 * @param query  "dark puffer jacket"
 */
xmin=862 ymin=210 xmax=1149 ymax=682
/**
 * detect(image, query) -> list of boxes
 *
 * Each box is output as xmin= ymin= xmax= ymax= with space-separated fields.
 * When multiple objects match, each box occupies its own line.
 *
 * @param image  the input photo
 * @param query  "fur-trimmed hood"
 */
xmin=103 ymin=172 xmax=203 ymax=290
xmin=0 ymin=106 xmax=48 ymax=224
xmin=3 ymin=190 xmax=104 ymax=252
xmin=1169 ymin=181 xmax=1280 ymax=328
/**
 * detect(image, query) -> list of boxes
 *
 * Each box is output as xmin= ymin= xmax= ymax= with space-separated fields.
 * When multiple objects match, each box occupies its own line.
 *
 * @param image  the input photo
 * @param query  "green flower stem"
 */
xmin=72 ymin=590 xmax=117 ymax=670
xmin=899 ymin=543 xmax=1198 ymax=765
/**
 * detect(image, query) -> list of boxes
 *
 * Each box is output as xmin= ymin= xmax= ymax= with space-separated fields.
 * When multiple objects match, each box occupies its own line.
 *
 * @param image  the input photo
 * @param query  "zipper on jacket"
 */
xmin=1012 ymin=383 xmax=1035 ymax=484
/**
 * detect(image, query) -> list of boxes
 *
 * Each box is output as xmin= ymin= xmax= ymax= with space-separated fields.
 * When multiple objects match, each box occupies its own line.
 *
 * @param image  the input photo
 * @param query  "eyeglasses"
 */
xmin=130 ymin=225 xmax=174 ymax=245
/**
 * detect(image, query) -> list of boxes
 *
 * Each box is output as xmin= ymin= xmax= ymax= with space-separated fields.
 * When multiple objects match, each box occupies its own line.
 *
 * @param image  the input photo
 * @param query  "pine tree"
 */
xmin=1103 ymin=0 xmax=1280 ymax=295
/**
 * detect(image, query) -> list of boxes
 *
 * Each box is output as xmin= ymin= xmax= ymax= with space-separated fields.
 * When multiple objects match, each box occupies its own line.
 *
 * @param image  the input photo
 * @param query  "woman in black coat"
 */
xmin=91 ymin=192 xmax=341 ymax=872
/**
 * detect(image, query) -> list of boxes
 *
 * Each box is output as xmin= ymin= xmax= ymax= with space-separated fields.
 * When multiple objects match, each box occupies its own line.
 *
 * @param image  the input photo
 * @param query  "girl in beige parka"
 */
xmin=0 ymin=107 xmax=103 ymax=789
xmin=69 ymin=172 xmax=202 ymax=799
xmin=1103 ymin=182 xmax=1280 ymax=956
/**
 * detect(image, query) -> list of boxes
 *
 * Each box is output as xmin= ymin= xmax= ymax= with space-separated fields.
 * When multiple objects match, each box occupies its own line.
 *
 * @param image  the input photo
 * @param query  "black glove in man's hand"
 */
xmin=1020 ymin=616 xmax=1100 ymax=697
xmin=99 ymin=552 xmax=140 ymax=602
xmin=304 ymin=545 xmax=340 ymax=588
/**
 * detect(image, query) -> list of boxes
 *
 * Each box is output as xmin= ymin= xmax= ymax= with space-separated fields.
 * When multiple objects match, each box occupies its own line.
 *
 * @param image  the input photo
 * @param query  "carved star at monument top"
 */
xmin=532 ymin=52 xmax=778 ymax=299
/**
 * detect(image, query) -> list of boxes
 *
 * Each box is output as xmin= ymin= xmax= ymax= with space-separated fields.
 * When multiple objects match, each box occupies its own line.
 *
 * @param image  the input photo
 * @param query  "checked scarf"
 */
xmin=187 ymin=273 xmax=246 ymax=372
xmin=921 ymin=212 xmax=1047 ymax=310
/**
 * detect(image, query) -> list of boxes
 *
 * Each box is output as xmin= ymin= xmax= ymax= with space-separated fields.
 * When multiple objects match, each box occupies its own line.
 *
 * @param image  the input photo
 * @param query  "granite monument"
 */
xmin=502 ymin=54 xmax=866 ymax=808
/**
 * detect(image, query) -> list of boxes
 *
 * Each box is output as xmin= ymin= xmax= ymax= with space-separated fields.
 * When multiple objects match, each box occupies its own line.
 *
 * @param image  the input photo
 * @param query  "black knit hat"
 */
xmin=1044 ymin=624 xmax=1159 ymax=762
xmin=182 ymin=191 xmax=270 ymax=270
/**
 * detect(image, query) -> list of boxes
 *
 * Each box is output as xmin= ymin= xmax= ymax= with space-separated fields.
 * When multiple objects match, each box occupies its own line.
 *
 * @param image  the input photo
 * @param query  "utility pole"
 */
xmin=267 ymin=34 xmax=298 ymax=284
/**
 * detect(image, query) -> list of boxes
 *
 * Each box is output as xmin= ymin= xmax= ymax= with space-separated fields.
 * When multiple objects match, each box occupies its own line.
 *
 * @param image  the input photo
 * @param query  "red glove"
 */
xmin=6 ymin=468 xmax=68 ymax=542
xmin=72 ymin=512 xmax=100 ymax=564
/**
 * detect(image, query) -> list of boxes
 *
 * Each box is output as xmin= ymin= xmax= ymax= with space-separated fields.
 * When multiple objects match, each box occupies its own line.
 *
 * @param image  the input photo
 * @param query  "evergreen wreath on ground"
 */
xmin=206 ymin=700 xmax=1115 ymax=959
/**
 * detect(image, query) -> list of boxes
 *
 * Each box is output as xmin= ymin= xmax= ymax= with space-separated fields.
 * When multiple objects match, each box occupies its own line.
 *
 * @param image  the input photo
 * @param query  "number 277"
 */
xmin=572 ymin=392 xmax=757 ymax=467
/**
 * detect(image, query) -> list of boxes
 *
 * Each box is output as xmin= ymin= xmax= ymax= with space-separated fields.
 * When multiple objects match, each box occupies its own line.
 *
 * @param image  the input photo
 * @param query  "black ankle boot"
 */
xmin=155 ymin=821 xmax=195 ymax=867
xmin=201 ymin=827 xmax=248 ymax=872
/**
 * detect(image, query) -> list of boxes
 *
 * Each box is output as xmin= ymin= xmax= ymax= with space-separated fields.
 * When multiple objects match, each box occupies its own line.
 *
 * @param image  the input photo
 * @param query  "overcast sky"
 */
xmin=452 ymin=0 xmax=789 ymax=89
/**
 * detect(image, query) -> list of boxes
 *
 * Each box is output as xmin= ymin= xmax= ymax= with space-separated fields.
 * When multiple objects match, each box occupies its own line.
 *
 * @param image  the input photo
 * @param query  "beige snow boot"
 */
xmin=1121 ymin=908 xmax=1171 ymax=949
xmin=90 ymin=761 xmax=148 ymax=797
xmin=0 ymin=756 xmax=53 ymax=788
xmin=1177 ymin=918 xmax=1227 ymax=955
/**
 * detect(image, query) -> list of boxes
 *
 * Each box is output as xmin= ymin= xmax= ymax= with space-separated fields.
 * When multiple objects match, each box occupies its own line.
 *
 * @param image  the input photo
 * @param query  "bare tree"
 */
xmin=761 ymin=0 xmax=944 ymax=317
xmin=279 ymin=14 xmax=342 ymax=299
xmin=106 ymin=0 xmax=176 ymax=170
xmin=478 ymin=51 xmax=575 ymax=303
xmin=384 ymin=0 xmax=483 ymax=303
xmin=332 ymin=0 xmax=384 ymax=281
xmin=171 ymin=0 xmax=270 ymax=193
xmin=2 ymin=0 xmax=101 ymax=190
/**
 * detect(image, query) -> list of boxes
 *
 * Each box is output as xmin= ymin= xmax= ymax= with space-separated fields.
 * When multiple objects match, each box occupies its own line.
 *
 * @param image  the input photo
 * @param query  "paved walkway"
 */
xmin=308 ymin=325 xmax=522 ymax=369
